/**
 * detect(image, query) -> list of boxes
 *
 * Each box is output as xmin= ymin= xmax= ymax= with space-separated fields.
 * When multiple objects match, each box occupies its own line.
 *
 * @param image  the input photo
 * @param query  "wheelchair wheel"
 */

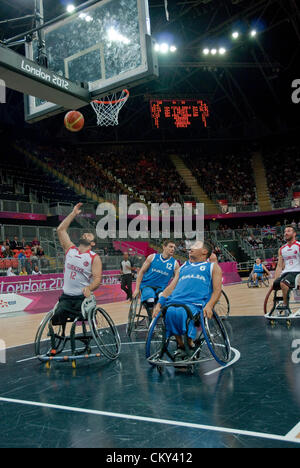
xmin=264 ymin=287 xmax=276 ymax=315
xmin=145 ymin=313 xmax=167 ymax=364
xmin=214 ymin=290 xmax=230 ymax=319
xmin=35 ymin=310 xmax=65 ymax=360
xmin=126 ymin=296 xmax=140 ymax=336
xmin=89 ymin=307 xmax=121 ymax=360
xmin=247 ymin=275 xmax=253 ymax=288
xmin=262 ymin=276 xmax=270 ymax=288
xmin=200 ymin=310 xmax=231 ymax=366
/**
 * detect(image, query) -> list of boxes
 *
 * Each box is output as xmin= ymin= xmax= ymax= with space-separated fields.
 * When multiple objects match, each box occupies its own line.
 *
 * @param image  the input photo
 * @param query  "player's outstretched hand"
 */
xmin=72 ymin=203 xmax=83 ymax=216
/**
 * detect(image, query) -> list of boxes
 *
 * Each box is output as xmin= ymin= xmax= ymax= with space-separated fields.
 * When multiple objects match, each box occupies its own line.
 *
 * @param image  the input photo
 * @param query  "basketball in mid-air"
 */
xmin=64 ymin=110 xmax=85 ymax=132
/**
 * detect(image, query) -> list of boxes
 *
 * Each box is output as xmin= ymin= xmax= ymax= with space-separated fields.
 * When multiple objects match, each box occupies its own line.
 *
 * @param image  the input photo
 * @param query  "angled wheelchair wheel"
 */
xmin=200 ymin=310 xmax=231 ymax=366
xmin=35 ymin=309 xmax=68 ymax=361
xmin=262 ymin=276 xmax=270 ymax=288
xmin=89 ymin=307 xmax=121 ymax=360
xmin=214 ymin=290 xmax=230 ymax=319
xmin=126 ymin=296 xmax=146 ymax=336
xmin=145 ymin=313 xmax=166 ymax=364
xmin=247 ymin=275 xmax=253 ymax=288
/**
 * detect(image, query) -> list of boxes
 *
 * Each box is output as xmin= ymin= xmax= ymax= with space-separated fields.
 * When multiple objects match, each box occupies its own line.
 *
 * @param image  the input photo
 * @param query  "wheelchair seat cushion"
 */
xmin=164 ymin=303 xmax=202 ymax=340
xmin=52 ymin=294 xmax=86 ymax=325
xmin=141 ymin=286 xmax=163 ymax=303
xmin=273 ymin=272 xmax=300 ymax=290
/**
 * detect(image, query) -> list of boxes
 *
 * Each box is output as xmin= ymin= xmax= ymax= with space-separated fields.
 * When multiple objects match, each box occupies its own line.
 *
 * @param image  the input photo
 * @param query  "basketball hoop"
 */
xmin=91 ymin=89 xmax=129 ymax=126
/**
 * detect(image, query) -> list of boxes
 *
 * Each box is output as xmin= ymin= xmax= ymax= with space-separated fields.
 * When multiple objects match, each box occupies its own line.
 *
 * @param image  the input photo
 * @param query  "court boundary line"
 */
xmin=0 ymin=396 xmax=299 ymax=445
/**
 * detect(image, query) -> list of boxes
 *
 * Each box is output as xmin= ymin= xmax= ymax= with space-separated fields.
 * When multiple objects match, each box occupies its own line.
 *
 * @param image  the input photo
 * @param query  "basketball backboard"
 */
xmin=23 ymin=0 xmax=158 ymax=123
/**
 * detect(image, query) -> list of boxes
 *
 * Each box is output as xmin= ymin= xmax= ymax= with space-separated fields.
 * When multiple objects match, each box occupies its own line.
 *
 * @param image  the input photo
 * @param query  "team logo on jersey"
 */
xmin=199 ymin=266 xmax=206 ymax=271
xmin=83 ymin=261 xmax=89 ymax=267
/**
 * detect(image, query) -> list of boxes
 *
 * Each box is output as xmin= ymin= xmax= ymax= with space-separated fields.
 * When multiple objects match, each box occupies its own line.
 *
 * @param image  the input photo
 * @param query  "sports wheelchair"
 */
xmin=264 ymin=274 xmax=300 ymax=328
xmin=145 ymin=303 xmax=232 ymax=374
xmin=35 ymin=295 xmax=121 ymax=368
xmin=247 ymin=271 xmax=270 ymax=288
xmin=126 ymin=286 xmax=161 ymax=337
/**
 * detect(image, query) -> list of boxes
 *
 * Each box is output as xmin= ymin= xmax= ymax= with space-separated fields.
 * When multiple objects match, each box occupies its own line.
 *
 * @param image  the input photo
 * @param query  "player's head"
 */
xmin=79 ymin=232 xmax=96 ymax=248
xmin=162 ymin=240 xmax=176 ymax=257
xmin=284 ymin=225 xmax=297 ymax=243
xmin=255 ymin=258 xmax=261 ymax=264
xmin=189 ymin=241 xmax=212 ymax=262
xmin=123 ymin=251 xmax=129 ymax=260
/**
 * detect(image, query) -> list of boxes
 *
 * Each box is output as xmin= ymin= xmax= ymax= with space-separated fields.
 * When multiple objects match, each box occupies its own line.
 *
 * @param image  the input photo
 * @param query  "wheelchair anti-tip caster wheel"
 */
xmin=72 ymin=360 xmax=77 ymax=369
xmin=286 ymin=320 xmax=292 ymax=329
xmin=270 ymin=320 xmax=276 ymax=327
xmin=45 ymin=361 xmax=51 ymax=369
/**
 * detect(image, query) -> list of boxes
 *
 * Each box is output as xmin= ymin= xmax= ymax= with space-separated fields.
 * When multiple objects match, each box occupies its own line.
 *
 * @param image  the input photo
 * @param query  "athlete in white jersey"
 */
xmin=273 ymin=225 xmax=300 ymax=310
xmin=52 ymin=203 xmax=102 ymax=326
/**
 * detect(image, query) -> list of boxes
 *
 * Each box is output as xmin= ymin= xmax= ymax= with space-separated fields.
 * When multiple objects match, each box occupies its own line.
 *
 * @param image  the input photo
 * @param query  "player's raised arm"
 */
xmin=57 ymin=203 xmax=82 ymax=253
xmin=132 ymin=254 xmax=155 ymax=298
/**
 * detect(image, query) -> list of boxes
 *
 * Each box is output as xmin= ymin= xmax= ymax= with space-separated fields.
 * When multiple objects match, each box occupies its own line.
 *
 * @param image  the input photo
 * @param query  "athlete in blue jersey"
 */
xmin=153 ymin=241 xmax=223 ymax=352
xmin=252 ymin=258 xmax=270 ymax=286
xmin=133 ymin=240 xmax=180 ymax=319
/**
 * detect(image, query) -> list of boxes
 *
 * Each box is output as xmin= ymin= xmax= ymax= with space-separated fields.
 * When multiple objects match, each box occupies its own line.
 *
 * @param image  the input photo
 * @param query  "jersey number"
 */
xmin=70 ymin=272 xmax=77 ymax=280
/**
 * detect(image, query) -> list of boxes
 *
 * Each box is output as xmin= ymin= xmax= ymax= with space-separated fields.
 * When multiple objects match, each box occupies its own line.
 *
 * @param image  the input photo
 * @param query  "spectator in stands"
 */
xmin=3 ymin=245 xmax=13 ymax=258
xmin=36 ymin=247 xmax=49 ymax=269
xmin=0 ymin=243 xmax=6 ymax=256
xmin=31 ymin=237 xmax=40 ymax=248
xmin=6 ymin=266 xmax=16 ymax=276
xmin=10 ymin=236 xmax=22 ymax=250
xmin=20 ymin=238 xmax=27 ymax=250
xmin=17 ymin=250 xmax=26 ymax=268
xmin=32 ymin=265 xmax=42 ymax=275
xmin=19 ymin=266 xmax=28 ymax=276
xmin=30 ymin=248 xmax=39 ymax=268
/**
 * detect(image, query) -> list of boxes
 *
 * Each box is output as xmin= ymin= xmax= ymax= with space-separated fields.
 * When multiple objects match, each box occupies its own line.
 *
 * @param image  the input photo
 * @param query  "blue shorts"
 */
xmin=164 ymin=304 xmax=202 ymax=340
xmin=141 ymin=286 xmax=163 ymax=303
xmin=254 ymin=272 xmax=263 ymax=279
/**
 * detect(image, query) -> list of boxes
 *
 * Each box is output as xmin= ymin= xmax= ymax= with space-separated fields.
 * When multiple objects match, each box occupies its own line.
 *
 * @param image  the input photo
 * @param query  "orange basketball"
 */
xmin=64 ymin=110 xmax=84 ymax=132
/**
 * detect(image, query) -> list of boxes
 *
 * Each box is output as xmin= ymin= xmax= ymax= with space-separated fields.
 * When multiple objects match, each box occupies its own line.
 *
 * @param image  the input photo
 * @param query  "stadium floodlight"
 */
xmin=219 ymin=47 xmax=226 ymax=55
xmin=154 ymin=43 xmax=160 ymax=52
xmin=203 ymin=48 xmax=210 ymax=55
xmin=211 ymin=48 xmax=217 ymax=55
xmin=160 ymin=43 xmax=169 ymax=53
xmin=250 ymin=29 xmax=257 ymax=37
xmin=66 ymin=4 xmax=76 ymax=13
xmin=232 ymin=31 xmax=239 ymax=39
xmin=170 ymin=45 xmax=177 ymax=53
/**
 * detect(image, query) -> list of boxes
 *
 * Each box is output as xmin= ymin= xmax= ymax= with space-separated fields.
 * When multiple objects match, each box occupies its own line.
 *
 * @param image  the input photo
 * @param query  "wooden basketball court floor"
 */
xmin=0 ymin=283 xmax=300 ymax=448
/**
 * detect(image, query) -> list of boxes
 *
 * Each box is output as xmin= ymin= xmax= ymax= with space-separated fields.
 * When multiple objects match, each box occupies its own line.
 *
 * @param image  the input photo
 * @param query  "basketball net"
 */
xmin=91 ymin=89 xmax=129 ymax=126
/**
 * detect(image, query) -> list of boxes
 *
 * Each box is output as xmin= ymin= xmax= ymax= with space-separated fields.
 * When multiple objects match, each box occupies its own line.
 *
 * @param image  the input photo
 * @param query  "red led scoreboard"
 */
xmin=150 ymin=99 xmax=209 ymax=129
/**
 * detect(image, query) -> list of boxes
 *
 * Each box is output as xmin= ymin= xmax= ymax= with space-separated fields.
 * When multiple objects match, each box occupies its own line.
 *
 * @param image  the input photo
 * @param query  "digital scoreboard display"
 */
xmin=150 ymin=99 xmax=209 ymax=129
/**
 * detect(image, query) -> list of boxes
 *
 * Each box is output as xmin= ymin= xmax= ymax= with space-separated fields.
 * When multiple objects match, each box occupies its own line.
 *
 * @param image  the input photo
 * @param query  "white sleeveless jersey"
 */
xmin=280 ymin=242 xmax=300 ymax=274
xmin=63 ymin=246 xmax=97 ymax=296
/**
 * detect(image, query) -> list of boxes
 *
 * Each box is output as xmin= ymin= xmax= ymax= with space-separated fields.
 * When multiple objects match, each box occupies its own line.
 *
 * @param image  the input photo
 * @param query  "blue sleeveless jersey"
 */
xmin=167 ymin=261 xmax=214 ymax=307
xmin=141 ymin=254 xmax=176 ymax=290
xmin=253 ymin=264 xmax=263 ymax=274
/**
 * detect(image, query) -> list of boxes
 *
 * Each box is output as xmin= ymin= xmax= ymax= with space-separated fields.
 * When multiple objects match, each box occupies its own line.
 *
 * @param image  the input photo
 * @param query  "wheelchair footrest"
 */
xmin=38 ymin=353 xmax=101 ymax=362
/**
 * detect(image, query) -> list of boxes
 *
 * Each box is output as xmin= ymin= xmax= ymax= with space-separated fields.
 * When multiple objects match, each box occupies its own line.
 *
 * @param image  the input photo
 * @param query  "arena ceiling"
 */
xmin=0 ymin=0 xmax=299 ymax=143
